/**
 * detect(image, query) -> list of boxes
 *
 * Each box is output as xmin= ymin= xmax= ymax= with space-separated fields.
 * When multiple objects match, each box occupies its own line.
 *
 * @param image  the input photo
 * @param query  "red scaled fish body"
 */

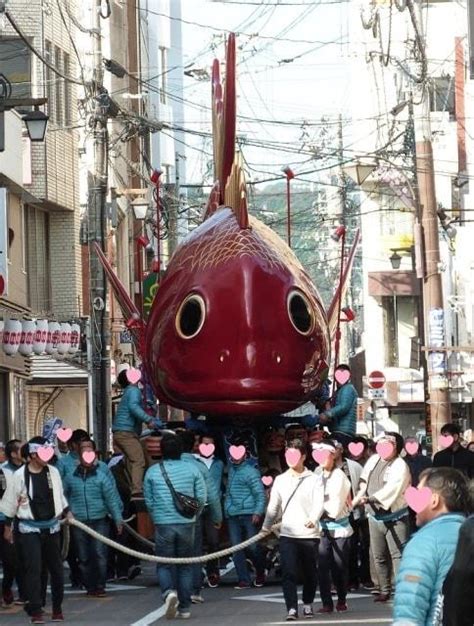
xmin=94 ymin=33 xmax=359 ymax=420
xmin=144 ymin=207 xmax=330 ymax=417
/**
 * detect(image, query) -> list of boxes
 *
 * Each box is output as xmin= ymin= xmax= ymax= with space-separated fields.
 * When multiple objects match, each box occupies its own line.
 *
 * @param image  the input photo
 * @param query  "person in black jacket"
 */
xmin=432 ymin=424 xmax=474 ymax=479
xmin=442 ymin=515 xmax=474 ymax=625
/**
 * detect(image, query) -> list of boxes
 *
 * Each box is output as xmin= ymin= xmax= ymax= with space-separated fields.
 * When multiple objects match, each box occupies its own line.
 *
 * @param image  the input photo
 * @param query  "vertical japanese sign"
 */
xmin=0 ymin=188 xmax=7 ymax=297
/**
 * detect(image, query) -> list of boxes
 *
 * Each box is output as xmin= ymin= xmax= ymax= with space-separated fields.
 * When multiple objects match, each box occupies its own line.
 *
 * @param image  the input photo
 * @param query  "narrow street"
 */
xmin=1 ymin=566 xmax=392 ymax=626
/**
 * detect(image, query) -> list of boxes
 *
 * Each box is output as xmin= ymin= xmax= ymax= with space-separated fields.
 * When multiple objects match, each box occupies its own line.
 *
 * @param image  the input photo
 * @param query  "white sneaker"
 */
xmin=286 ymin=608 xmax=298 ymax=621
xmin=164 ymin=591 xmax=178 ymax=619
xmin=176 ymin=611 xmax=191 ymax=619
xmin=191 ymin=594 xmax=204 ymax=604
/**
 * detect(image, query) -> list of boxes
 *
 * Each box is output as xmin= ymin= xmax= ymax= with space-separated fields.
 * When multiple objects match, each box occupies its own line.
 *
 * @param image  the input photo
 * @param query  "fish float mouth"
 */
xmin=179 ymin=399 xmax=306 ymax=417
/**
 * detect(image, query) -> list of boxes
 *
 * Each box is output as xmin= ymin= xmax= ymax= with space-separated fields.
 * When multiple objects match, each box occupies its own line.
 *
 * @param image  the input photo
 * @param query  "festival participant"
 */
xmin=404 ymin=437 xmax=432 ymax=487
xmin=112 ymin=369 xmax=157 ymax=500
xmin=331 ymin=436 xmax=372 ymax=591
xmin=442 ymin=511 xmax=474 ymax=625
xmin=432 ymin=423 xmax=474 ymax=478
xmin=144 ymin=434 xmax=206 ymax=620
xmin=262 ymin=438 xmax=324 ymax=621
xmin=64 ymin=440 xmax=123 ymax=598
xmin=0 ymin=439 xmax=24 ymax=608
xmin=393 ymin=467 xmax=469 ymax=626
xmin=313 ymin=440 xmax=353 ymax=613
xmin=352 ymin=432 xmax=411 ymax=603
xmin=0 ymin=436 xmax=70 ymax=624
xmin=178 ymin=430 xmax=222 ymax=603
xmin=319 ymin=364 xmax=358 ymax=446
xmin=56 ymin=429 xmax=90 ymax=479
xmin=196 ymin=434 xmax=225 ymax=589
xmin=224 ymin=438 xmax=266 ymax=589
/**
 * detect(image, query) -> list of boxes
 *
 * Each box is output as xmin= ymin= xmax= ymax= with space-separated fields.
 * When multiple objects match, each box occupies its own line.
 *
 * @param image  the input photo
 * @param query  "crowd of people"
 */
xmin=0 ymin=364 xmax=473 ymax=624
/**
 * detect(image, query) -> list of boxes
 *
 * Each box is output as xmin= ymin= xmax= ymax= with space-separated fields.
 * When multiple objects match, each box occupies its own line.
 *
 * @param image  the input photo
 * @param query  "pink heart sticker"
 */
xmin=126 ymin=368 xmax=142 ymax=385
xmin=405 ymin=441 xmax=419 ymax=455
xmin=348 ymin=442 xmax=364 ymax=457
xmin=56 ymin=427 xmax=73 ymax=443
xmin=439 ymin=435 xmax=454 ymax=449
xmin=376 ymin=441 xmax=394 ymax=460
xmin=405 ymin=485 xmax=432 ymax=513
xmin=37 ymin=446 xmax=54 ymax=463
xmin=229 ymin=445 xmax=246 ymax=461
xmin=285 ymin=448 xmax=301 ymax=466
xmin=262 ymin=476 xmax=273 ymax=487
xmin=82 ymin=451 xmax=96 ymax=464
xmin=312 ymin=449 xmax=330 ymax=465
xmin=335 ymin=369 xmax=351 ymax=385
xmin=199 ymin=443 xmax=215 ymax=457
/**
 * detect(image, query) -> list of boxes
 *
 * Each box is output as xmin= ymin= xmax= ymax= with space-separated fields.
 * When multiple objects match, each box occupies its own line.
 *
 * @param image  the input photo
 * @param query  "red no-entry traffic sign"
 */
xmin=368 ymin=370 xmax=386 ymax=389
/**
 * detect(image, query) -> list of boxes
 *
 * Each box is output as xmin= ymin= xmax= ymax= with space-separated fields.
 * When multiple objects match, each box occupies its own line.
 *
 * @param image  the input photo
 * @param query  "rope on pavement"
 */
xmin=68 ymin=518 xmax=279 ymax=564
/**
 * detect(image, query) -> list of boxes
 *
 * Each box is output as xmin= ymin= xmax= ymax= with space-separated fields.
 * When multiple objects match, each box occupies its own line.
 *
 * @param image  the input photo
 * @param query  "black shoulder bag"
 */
xmin=159 ymin=462 xmax=202 ymax=519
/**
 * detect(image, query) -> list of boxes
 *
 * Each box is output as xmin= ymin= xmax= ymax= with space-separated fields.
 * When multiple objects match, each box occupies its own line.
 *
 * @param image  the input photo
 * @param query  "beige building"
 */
xmin=0 ymin=0 xmax=87 ymax=441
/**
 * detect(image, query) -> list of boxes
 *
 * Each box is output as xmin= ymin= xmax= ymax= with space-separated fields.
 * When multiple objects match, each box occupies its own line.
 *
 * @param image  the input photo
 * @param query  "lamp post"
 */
xmin=282 ymin=166 xmax=295 ymax=248
xmin=132 ymin=198 xmax=150 ymax=315
xmin=331 ymin=224 xmax=347 ymax=394
xmin=0 ymin=73 xmax=48 ymax=151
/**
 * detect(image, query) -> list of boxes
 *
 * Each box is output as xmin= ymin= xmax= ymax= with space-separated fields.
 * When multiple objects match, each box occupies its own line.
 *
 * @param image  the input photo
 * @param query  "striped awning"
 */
xmin=28 ymin=355 xmax=88 ymax=387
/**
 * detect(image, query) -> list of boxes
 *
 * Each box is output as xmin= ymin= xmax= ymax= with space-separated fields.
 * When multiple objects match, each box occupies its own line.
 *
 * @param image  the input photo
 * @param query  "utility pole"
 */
xmin=88 ymin=0 xmax=111 ymax=452
xmin=168 ymin=153 xmax=180 ymax=255
xmin=411 ymin=0 xmax=451 ymax=451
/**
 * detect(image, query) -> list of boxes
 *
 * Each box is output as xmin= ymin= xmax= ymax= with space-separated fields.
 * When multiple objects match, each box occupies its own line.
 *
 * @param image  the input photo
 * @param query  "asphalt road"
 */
xmin=0 ymin=565 xmax=392 ymax=625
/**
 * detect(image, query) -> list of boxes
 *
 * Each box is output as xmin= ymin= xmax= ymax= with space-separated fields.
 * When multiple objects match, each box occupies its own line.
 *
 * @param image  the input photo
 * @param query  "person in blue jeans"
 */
xmin=144 ymin=434 xmax=207 ymax=620
xmin=63 ymin=440 xmax=123 ymax=597
xmin=224 ymin=441 xmax=266 ymax=588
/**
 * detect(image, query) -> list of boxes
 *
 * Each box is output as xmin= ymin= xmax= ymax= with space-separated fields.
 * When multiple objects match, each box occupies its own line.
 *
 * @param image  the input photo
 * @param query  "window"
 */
xmin=45 ymin=41 xmax=54 ymax=122
xmin=63 ymin=52 xmax=72 ymax=126
xmin=429 ymin=76 xmax=455 ymax=118
xmin=26 ymin=206 xmax=52 ymax=313
xmin=55 ymin=46 xmax=63 ymax=126
xmin=0 ymin=37 xmax=31 ymax=98
xmin=160 ymin=47 xmax=167 ymax=104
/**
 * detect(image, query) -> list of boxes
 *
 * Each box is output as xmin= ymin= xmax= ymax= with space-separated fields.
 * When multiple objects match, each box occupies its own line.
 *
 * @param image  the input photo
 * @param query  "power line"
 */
xmin=4 ymin=10 xmax=83 ymax=85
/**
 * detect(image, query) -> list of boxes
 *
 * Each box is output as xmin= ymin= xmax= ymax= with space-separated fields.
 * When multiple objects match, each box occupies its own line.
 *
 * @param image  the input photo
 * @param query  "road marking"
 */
xmin=233 ymin=592 xmax=368 ymax=604
xmin=265 ymin=613 xmax=392 ymax=626
xmin=129 ymin=605 xmax=166 ymax=626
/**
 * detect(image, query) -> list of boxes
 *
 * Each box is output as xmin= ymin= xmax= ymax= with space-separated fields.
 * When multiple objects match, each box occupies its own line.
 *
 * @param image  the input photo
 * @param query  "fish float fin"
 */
xmin=208 ymin=32 xmax=249 ymax=229
xmin=92 ymin=243 xmax=146 ymax=354
xmin=326 ymin=229 xmax=361 ymax=341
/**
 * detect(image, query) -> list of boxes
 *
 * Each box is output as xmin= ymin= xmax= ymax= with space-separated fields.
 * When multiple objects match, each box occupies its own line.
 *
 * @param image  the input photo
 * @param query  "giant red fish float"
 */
xmin=95 ymin=33 xmax=359 ymax=419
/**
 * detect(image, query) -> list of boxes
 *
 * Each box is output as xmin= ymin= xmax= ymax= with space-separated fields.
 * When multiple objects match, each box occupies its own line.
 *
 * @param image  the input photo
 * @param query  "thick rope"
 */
xmin=68 ymin=518 xmax=279 ymax=564
xmin=123 ymin=521 xmax=155 ymax=550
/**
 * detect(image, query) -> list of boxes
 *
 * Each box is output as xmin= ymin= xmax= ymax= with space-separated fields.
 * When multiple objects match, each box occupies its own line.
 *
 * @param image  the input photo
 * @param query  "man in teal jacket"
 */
xmin=144 ymin=434 xmax=207 ymax=620
xmin=112 ymin=370 xmax=160 ymax=498
xmin=224 ymin=441 xmax=266 ymax=589
xmin=320 ymin=364 xmax=358 ymax=446
xmin=64 ymin=440 xmax=123 ymax=597
xmin=178 ymin=431 xmax=222 ymax=603
xmin=393 ymin=467 xmax=469 ymax=626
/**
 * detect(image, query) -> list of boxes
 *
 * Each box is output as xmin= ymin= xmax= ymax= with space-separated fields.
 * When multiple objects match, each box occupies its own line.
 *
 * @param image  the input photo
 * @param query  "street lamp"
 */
xmin=282 ymin=166 xmax=294 ymax=248
xmin=131 ymin=197 xmax=149 ymax=221
xmin=22 ymin=108 xmax=49 ymax=142
xmin=0 ymin=73 xmax=48 ymax=151
xmin=389 ymin=246 xmax=413 ymax=270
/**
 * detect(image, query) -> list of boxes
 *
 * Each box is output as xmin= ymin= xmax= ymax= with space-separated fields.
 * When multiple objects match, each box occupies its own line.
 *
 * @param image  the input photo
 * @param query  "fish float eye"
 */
xmin=287 ymin=290 xmax=314 ymax=335
xmin=176 ymin=294 xmax=206 ymax=339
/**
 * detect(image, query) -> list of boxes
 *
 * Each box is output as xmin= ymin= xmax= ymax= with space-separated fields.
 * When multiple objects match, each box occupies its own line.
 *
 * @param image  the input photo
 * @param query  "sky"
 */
xmin=177 ymin=0 xmax=354 ymax=188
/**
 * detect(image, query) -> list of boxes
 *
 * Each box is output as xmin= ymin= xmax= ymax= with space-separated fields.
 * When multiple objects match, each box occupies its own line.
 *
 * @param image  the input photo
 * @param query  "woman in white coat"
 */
xmin=313 ymin=440 xmax=353 ymax=614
